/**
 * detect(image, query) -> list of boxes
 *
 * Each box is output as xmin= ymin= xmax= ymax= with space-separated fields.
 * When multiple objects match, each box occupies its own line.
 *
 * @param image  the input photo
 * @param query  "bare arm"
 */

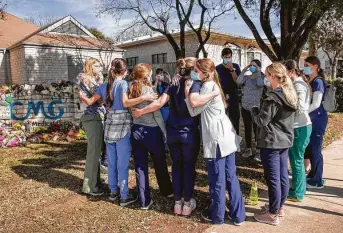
xmin=185 ymin=93 xmax=211 ymax=117
xmin=79 ymin=92 xmax=102 ymax=105
xmin=122 ymin=92 xmax=158 ymax=108
xmin=132 ymin=93 xmax=170 ymax=118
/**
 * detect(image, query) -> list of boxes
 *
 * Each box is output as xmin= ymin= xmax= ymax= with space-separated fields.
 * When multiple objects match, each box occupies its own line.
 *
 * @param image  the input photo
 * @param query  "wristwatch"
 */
xmin=229 ymin=68 xmax=236 ymax=73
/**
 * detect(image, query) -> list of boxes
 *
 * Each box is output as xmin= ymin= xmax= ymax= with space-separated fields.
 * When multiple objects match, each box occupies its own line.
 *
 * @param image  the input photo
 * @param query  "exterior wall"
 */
xmin=123 ymin=40 xmax=176 ymax=64
xmin=22 ymin=46 xmax=122 ymax=84
xmin=9 ymin=47 xmax=25 ymax=84
xmin=0 ymin=84 xmax=83 ymax=126
xmin=0 ymin=50 xmax=5 ymax=84
xmin=120 ymin=35 xmax=272 ymax=72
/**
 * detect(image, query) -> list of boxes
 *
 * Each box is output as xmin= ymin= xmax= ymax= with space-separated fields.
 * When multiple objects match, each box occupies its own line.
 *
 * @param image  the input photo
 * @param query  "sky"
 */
xmin=5 ymin=0 xmax=269 ymax=39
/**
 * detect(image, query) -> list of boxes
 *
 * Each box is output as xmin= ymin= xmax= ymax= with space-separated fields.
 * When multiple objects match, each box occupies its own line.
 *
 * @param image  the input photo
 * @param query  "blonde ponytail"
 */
xmin=281 ymin=75 xmax=298 ymax=108
xmin=266 ymin=63 xmax=298 ymax=108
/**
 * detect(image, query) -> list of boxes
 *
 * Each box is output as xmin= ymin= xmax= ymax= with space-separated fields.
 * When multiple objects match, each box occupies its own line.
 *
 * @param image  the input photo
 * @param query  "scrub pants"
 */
xmin=305 ymin=112 xmax=328 ymax=186
xmin=131 ymin=124 xmax=173 ymax=207
xmin=167 ymin=127 xmax=200 ymax=202
xmin=81 ymin=114 xmax=104 ymax=194
xmin=288 ymin=125 xmax=312 ymax=200
xmin=227 ymin=98 xmax=240 ymax=135
xmin=260 ymin=148 xmax=289 ymax=214
xmin=106 ymin=133 xmax=132 ymax=199
xmin=206 ymin=146 xmax=246 ymax=224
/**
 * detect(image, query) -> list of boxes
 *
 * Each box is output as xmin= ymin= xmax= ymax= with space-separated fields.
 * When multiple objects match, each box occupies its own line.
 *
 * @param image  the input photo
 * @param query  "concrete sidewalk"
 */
xmin=205 ymin=137 xmax=343 ymax=233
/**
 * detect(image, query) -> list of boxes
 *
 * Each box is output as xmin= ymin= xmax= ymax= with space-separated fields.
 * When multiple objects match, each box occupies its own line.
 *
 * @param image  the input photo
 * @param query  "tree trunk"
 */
xmin=308 ymin=35 xmax=317 ymax=56
xmin=332 ymin=57 xmax=338 ymax=79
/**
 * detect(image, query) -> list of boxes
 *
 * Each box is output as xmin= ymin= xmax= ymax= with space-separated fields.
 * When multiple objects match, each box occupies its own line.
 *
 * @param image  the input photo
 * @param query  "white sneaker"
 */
xmin=306 ymin=183 xmax=324 ymax=189
xmin=140 ymin=199 xmax=154 ymax=210
xmin=242 ymin=148 xmax=253 ymax=158
xmin=182 ymin=198 xmax=196 ymax=216
xmin=254 ymin=151 xmax=261 ymax=162
xmin=174 ymin=200 xmax=183 ymax=215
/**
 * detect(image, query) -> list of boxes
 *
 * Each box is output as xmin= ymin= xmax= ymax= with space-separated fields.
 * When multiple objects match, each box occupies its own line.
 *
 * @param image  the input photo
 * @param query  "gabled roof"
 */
xmin=7 ymin=14 xmax=123 ymax=51
xmin=0 ymin=12 xmax=39 ymax=48
xmin=40 ymin=15 xmax=95 ymax=38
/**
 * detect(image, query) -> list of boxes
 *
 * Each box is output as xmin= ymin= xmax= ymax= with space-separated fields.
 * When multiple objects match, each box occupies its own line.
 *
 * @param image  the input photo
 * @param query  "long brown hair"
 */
xmin=305 ymin=56 xmax=326 ymax=80
xmin=129 ymin=63 xmax=152 ymax=99
xmin=266 ymin=63 xmax=298 ymax=108
xmin=195 ymin=58 xmax=227 ymax=108
xmin=106 ymin=58 xmax=128 ymax=107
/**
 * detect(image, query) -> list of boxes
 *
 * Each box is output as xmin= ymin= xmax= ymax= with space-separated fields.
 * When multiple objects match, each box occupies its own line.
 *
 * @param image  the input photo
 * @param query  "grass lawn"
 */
xmin=1 ymin=113 xmax=343 ymax=233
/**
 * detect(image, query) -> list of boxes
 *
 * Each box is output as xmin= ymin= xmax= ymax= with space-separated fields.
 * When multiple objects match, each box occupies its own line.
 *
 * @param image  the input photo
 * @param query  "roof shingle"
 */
xmin=0 ymin=12 xmax=39 ymax=48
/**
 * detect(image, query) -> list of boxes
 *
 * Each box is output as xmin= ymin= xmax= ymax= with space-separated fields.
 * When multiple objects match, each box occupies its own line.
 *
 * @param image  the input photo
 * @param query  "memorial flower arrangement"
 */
xmin=0 ymin=121 xmax=87 ymax=147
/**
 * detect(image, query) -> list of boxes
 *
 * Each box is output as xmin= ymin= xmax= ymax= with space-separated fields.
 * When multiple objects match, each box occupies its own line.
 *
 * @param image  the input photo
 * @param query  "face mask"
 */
xmin=264 ymin=77 xmax=270 ymax=87
xmin=190 ymin=71 xmax=199 ymax=81
xmin=223 ymin=58 xmax=232 ymax=64
xmin=249 ymin=66 xmax=257 ymax=73
xmin=303 ymin=67 xmax=312 ymax=76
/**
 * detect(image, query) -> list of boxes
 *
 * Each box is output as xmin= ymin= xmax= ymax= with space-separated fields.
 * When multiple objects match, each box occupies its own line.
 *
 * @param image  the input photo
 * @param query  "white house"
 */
xmin=0 ymin=13 xmax=125 ymax=85
xmin=117 ymin=30 xmax=273 ymax=73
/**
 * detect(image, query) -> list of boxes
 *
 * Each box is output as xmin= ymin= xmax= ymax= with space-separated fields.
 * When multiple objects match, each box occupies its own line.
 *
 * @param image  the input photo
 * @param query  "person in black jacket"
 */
xmin=252 ymin=63 xmax=297 ymax=226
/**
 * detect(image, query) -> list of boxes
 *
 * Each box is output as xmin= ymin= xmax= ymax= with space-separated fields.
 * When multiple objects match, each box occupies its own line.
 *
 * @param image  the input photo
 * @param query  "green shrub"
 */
xmin=328 ymin=79 xmax=343 ymax=112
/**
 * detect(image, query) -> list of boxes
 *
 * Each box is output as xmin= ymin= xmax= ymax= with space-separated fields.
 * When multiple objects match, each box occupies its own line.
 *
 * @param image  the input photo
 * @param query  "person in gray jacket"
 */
xmin=252 ymin=63 xmax=297 ymax=226
xmin=236 ymin=59 xmax=264 ymax=160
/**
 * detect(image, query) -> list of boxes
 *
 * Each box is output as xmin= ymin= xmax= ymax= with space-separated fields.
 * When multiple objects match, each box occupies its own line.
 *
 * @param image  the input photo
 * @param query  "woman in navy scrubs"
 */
xmin=304 ymin=56 xmax=328 ymax=189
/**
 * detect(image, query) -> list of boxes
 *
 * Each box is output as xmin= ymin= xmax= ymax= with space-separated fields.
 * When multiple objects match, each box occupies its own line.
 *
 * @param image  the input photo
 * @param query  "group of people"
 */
xmin=76 ymin=47 xmax=328 ymax=226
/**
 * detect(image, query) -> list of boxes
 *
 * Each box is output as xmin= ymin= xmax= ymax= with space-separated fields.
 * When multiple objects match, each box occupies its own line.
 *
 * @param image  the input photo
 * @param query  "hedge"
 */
xmin=328 ymin=80 xmax=343 ymax=113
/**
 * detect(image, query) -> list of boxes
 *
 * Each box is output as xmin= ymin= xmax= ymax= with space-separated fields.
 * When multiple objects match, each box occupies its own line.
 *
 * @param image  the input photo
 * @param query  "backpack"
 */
xmin=323 ymin=83 xmax=338 ymax=112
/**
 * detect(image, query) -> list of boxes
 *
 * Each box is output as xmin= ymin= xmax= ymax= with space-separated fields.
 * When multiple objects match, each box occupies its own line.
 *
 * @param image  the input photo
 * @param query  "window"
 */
xmin=232 ymin=49 xmax=242 ymax=66
xmin=152 ymin=53 xmax=167 ymax=64
xmin=247 ymin=51 xmax=262 ymax=65
xmin=126 ymin=57 xmax=138 ymax=68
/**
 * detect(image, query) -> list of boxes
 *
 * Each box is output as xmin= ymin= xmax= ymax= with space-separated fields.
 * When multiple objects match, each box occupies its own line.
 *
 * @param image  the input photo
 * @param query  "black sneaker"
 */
xmin=109 ymin=192 xmax=119 ymax=202
xmin=120 ymin=193 xmax=138 ymax=207
xmin=201 ymin=209 xmax=212 ymax=222
xmin=83 ymin=189 xmax=104 ymax=197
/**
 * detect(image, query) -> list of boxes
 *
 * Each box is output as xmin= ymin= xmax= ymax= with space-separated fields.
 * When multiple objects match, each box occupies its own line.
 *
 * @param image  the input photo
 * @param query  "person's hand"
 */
xmin=131 ymin=108 xmax=143 ymax=118
xmin=172 ymin=74 xmax=182 ymax=85
xmin=243 ymin=65 xmax=251 ymax=72
xmin=142 ymin=93 xmax=158 ymax=102
xmin=184 ymin=79 xmax=193 ymax=97
xmin=224 ymin=62 xmax=234 ymax=71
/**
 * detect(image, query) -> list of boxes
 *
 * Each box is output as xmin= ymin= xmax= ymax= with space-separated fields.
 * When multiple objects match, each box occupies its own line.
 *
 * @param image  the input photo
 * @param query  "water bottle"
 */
xmin=250 ymin=182 xmax=259 ymax=206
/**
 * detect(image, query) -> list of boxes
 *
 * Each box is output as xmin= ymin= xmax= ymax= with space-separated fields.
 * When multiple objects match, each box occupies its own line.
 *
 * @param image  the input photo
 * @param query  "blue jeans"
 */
xmin=306 ymin=112 xmax=328 ymax=186
xmin=260 ymin=148 xmax=289 ymax=214
xmin=106 ymin=133 xmax=132 ymax=199
xmin=131 ymin=124 xmax=173 ymax=207
xmin=167 ymin=127 xmax=200 ymax=202
xmin=206 ymin=146 xmax=246 ymax=224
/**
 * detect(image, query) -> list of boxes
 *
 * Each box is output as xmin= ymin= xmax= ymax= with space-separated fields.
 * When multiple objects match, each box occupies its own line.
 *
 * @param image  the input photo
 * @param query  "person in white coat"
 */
xmin=184 ymin=58 xmax=246 ymax=226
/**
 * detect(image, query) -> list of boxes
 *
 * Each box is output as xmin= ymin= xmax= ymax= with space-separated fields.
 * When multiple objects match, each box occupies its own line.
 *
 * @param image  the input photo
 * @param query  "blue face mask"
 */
xmin=249 ymin=66 xmax=257 ymax=73
xmin=223 ymin=58 xmax=232 ymax=64
xmin=303 ymin=67 xmax=312 ymax=76
xmin=264 ymin=77 xmax=270 ymax=86
xmin=190 ymin=71 xmax=199 ymax=81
